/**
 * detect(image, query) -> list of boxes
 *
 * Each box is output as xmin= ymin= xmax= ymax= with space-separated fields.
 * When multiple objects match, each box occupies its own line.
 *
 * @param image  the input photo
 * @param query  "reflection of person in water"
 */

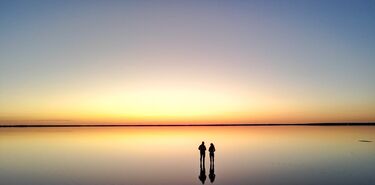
xmin=209 ymin=162 xmax=215 ymax=183
xmin=209 ymin=143 xmax=215 ymax=164
xmin=199 ymin=161 xmax=207 ymax=184
xmin=198 ymin=141 xmax=206 ymax=162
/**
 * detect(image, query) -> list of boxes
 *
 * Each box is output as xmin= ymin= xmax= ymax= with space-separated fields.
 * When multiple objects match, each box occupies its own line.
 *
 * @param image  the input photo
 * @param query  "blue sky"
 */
xmin=1 ymin=0 xmax=374 ymax=124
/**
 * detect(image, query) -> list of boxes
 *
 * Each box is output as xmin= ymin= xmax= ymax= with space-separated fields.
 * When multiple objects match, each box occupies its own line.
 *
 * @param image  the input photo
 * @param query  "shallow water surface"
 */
xmin=1 ymin=126 xmax=374 ymax=185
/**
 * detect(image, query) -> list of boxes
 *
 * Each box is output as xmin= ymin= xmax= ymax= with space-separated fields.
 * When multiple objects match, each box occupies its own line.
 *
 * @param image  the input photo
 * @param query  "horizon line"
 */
xmin=1 ymin=122 xmax=375 ymax=127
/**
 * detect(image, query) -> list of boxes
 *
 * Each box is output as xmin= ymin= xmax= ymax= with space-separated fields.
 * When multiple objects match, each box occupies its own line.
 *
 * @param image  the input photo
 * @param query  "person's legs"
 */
xmin=210 ymin=153 xmax=214 ymax=163
xmin=200 ymin=152 xmax=205 ymax=161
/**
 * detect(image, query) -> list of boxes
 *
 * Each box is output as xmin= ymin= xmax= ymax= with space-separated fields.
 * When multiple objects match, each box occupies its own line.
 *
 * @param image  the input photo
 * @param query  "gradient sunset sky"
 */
xmin=1 ymin=0 xmax=374 ymax=124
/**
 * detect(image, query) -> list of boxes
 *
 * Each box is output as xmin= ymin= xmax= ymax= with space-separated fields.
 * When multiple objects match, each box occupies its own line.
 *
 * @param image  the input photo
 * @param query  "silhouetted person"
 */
xmin=209 ymin=162 xmax=216 ymax=183
xmin=198 ymin=141 xmax=206 ymax=162
xmin=199 ymin=160 xmax=207 ymax=184
xmin=209 ymin=143 xmax=215 ymax=164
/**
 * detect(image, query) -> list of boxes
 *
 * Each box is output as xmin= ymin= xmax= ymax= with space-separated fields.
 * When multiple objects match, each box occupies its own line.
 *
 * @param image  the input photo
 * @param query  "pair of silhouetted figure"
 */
xmin=199 ymin=142 xmax=215 ymax=164
xmin=198 ymin=141 xmax=215 ymax=184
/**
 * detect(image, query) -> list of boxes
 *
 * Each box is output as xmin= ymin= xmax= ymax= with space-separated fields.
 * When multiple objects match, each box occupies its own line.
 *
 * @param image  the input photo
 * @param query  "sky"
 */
xmin=1 ymin=0 xmax=374 ymax=125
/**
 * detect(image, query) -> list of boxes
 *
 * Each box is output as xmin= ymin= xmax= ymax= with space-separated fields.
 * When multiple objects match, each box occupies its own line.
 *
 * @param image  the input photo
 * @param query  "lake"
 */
xmin=1 ymin=126 xmax=374 ymax=185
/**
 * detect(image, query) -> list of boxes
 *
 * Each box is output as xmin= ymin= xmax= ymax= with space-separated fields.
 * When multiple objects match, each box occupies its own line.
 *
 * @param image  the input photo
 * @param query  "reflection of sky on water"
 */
xmin=0 ymin=126 xmax=374 ymax=185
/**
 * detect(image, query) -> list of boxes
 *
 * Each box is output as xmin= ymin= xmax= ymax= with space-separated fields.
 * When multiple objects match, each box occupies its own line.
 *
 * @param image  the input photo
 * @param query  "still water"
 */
xmin=1 ymin=126 xmax=374 ymax=185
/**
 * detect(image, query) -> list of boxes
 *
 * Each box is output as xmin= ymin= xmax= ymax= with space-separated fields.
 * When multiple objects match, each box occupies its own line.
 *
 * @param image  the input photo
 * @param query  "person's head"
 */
xmin=210 ymin=143 xmax=213 ymax=146
xmin=202 ymin=141 xmax=205 ymax=144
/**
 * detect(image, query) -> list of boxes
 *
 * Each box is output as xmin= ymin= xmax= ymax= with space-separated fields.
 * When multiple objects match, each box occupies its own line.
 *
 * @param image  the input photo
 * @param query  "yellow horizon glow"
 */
xmin=1 ymin=77 xmax=374 ymax=124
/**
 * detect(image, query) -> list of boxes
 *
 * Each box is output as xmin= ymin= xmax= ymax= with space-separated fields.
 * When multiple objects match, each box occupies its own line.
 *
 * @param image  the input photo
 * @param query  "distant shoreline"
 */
xmin=1 ymin=123 xmax=374 ymax=127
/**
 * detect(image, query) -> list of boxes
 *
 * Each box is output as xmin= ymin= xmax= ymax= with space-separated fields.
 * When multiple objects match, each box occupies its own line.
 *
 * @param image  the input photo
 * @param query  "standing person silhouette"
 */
xmin=208 ymin=143 xmax=216 ymax=183
xmin=209 ymin=143 xmax=215 ymax=164
xmin=198 ymin=141 xmax=206 ymax=162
